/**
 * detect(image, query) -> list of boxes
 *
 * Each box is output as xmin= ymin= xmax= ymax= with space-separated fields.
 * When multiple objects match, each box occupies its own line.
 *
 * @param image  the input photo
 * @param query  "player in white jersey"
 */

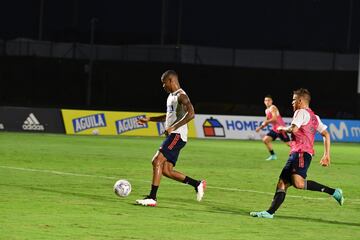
xmin=135 ymin=70 xmax=206 ymax=207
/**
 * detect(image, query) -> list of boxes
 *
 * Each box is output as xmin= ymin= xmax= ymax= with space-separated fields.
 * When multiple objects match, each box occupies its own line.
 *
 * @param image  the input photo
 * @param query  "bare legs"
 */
xmin=151 ymin=151 xmax=186 ymax=185
xmin=148 ymin=151 xmax=199 ymax=200
xmin=262 ymin=136 xmax=273 ymax=152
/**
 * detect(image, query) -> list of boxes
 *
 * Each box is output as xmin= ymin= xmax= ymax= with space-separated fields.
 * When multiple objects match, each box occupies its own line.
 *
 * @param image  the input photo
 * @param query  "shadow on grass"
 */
xmin=275 ymin=214 xmax=360 ymax=227
xmin=148 ymin=196 xmax=360 ymax=227
xmin=1 ymin=184 xmax=116 ymax=203
xmin=145 ymin=196 xmax=250 ymax=216
xmin=11 ymin=184 xmax=359 ymax=227
xmin=210 ymin=202 xmax=360 ymax=227
xmin=209 ymin=203 xmax=360 ymax=227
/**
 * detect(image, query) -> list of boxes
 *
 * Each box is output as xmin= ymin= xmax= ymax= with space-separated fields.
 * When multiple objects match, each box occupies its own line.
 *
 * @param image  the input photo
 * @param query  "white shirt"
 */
xmin=165 ymin=89 xmax=188 ymax=142
xmin=292 ymin=109 xmax=327 ymax=133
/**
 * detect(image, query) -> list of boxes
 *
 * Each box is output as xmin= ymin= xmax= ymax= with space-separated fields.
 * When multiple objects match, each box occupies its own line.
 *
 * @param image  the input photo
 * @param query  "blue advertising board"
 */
xmin=315 ymin=119 xmax=360 ymax=143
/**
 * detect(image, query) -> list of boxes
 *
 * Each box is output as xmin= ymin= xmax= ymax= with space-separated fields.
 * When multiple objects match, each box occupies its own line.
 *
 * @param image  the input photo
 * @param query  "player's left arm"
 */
xmin=319 ymin=130 xmax=331 ymax=167
xmin=316 ymin=116 xmax=330 ymax=167
xmin=165 ymin=93 xmax=195 ymax=134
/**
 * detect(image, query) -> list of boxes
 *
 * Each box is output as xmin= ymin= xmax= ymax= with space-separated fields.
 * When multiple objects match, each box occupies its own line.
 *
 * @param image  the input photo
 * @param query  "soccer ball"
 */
xmin=113 ymin=179 xmax=131 ymax=197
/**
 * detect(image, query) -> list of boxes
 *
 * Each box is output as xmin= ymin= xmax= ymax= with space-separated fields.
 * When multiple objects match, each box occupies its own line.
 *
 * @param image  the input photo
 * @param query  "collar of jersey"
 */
xmin=171 ymin=88 xmax=183 ymax=96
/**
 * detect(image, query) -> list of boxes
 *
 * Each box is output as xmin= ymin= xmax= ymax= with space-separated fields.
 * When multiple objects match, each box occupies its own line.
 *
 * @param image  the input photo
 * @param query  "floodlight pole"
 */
xmin=86 ymin=18 xmax=97 ymax=106
xmin=160 ymin=0 xmax=167 ymax=45
xmin=38 ymin=0 xmax=44 ymax=40
xmin=176 ymin=0 xmax=183 ymax=47
xmin=346 ymin=0 xmax=353 ymax=50
xmin=357 ymin=46 xmax=360 ymax=117
xmin=358 ymin=47 xmax=360 ymax=94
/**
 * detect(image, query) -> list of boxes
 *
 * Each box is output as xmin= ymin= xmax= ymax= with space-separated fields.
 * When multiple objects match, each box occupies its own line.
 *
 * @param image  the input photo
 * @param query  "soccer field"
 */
xmin=0 ymin=132 xmax=359 ymax=240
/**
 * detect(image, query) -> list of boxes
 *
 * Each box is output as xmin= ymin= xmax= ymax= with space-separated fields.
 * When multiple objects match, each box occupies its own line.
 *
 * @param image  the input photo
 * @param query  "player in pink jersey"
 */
xmin=256 ymin=95 xmax=290 ymax=161
xmin=251 ymin=88 xmax=344 ymax=219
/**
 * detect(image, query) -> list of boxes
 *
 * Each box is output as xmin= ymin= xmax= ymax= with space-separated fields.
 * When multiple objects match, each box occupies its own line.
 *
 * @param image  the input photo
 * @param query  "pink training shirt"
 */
xmin=265 ymin=105 xmax=286 ymax=133
xmin=290 ymin=108 xmax=327 ymax=155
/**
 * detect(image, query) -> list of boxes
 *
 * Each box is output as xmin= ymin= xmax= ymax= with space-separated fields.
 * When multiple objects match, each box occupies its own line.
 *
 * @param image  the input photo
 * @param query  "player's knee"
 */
xmin=151 ymin=155 xmax=157 ymax=164
xmin=151 ymin=158 xmax=157 ymax=167
xmin=165 ymin=171 xmax=174 ymax=179
xmin=277 ymin=181 xmax=287 ymax=190
xmin=293 ymin=180 xmax=305 ymax=189
xmin=162 ymin=167 xmax=172 ymax=178
xmin=263 ymin=137 xmax=271 ymax=144
xmin=152 ymin=157 xmax=163 ymax=168
xmin=162 ymin=168 xmax=170 ymax=177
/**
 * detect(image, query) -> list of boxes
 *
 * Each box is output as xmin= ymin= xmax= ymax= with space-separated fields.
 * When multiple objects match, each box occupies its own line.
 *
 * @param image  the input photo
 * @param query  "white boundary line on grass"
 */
xmin=1 ymin=165 xmax=359 ymax=204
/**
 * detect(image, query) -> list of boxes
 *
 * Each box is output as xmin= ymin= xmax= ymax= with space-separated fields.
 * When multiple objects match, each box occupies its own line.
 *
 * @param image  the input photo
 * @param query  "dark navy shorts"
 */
xmin=267 ymin=130 xmax=290 ymax=142
xmin=280 ymin=152 xmax=312 ymax=184
xmin=159 ymin=133 xmax=186 ymax=167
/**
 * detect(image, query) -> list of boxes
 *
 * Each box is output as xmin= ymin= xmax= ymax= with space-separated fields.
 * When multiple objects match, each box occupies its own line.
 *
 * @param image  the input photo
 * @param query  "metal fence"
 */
xmin=0 ymin=38 xmax=358 ymax=71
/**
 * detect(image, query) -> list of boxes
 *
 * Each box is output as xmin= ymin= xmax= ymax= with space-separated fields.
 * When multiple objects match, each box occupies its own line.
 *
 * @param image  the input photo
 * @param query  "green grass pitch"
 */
xmin=0 ymin=132 xmax=359 ymax=240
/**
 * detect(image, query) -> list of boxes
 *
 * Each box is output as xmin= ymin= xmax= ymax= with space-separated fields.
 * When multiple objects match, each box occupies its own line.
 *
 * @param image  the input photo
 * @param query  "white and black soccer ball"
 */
xmin=113 ymin=179 xmax=132 ymax=197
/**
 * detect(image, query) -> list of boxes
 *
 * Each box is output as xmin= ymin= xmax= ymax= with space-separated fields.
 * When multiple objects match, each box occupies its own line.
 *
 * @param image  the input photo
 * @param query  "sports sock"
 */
xmin=305 ymin=180 xmax=335 ymax=195
xmin=267 ymin=189 xmax=286 ymax=214
xmin=149 ymin=185 xmax=158 ymax=200
xmin=183 ymin=176 xmax=199 ymax=188
xmin=270 ymin=150 xmax=275 ymax=155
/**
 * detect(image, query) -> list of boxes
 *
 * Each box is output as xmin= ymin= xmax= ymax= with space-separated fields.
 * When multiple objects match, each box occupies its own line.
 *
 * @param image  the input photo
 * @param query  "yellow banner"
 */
xmin=61 ymin=109 xmax=197 ymax=137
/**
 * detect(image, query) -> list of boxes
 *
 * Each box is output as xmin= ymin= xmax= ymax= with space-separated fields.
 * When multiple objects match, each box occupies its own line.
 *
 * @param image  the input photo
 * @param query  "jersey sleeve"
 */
xmin=316 ymin=115 xmax=327 ymax=133
xmin=291 ymin=109 xmax=309 ymax=128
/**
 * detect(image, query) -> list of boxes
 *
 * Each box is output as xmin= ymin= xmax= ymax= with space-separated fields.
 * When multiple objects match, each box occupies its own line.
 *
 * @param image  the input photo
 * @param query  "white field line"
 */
xmin=1 ymin=165 xmax=358 ymax=204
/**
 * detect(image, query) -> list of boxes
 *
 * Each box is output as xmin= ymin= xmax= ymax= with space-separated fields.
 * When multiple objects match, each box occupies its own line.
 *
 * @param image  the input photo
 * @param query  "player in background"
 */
xmin=250 ymin=88 xmax=344 ymax=219
xmin=255 ymin=95 xmax=291 ymax=161
xmin=135 ymin=70 xmax=206 ymax=207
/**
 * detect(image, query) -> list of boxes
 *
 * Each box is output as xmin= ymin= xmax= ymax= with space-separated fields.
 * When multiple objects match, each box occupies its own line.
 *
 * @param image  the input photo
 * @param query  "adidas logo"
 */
xmin=22 ymin=113 xmax=45 ymax=131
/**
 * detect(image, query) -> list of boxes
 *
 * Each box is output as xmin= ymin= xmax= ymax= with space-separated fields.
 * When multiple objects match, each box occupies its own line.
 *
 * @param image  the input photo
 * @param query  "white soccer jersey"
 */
xmin=165 ymin=88 xmax=188 ymax=142
xmin=292 ymin=109 xmax=327 ymax=133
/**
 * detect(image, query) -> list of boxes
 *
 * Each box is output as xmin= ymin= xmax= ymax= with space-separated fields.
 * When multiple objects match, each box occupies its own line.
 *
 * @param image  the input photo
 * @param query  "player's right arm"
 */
xmin=137 ymin=115 xmax=166 ymax=124
xmin=277 ymin=124 xmax=298 ymax=133
xmin=255 ymin=122 xmax=266 ymax=132
xmin=277 ymin=109 xmax=305 ymax=133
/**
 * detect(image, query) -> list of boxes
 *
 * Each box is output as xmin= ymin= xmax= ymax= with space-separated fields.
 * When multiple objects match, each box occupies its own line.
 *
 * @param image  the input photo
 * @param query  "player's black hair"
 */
xmin=161 ymin=70 xmax=178 ymax=81
xmin=264 ymin=94 xmax=273 ymax=100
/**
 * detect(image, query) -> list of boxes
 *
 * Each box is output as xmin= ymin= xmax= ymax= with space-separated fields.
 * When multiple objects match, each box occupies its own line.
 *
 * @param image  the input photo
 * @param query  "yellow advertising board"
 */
xmin=61 ymin=109 xmax=197 ymax=138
